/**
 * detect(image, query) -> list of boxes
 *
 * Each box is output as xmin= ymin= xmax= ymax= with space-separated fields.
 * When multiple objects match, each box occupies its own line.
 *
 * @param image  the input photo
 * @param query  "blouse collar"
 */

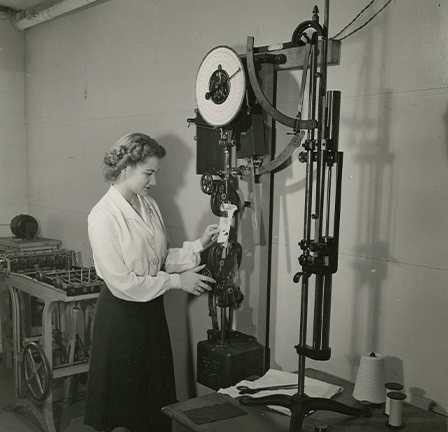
xmin=108 ymin=185 xmax=141 ymax=219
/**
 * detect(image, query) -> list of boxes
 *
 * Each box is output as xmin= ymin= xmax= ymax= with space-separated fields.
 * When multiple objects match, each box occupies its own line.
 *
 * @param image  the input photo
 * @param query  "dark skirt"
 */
xmin=84 ymin=286 xmax=176 ymax=432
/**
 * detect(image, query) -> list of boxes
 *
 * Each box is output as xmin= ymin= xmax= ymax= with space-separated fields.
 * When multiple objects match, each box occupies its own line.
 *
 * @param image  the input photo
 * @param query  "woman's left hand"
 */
xmin=200 ymin=224 xmax=220 ymax=249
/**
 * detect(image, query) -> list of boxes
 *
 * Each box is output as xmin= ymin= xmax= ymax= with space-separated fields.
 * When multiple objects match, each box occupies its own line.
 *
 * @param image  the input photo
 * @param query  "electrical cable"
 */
xmin=332 ymin=0 xmax=377 ymax=39
xmin=332 ymin=0 xmax=394 ymax=41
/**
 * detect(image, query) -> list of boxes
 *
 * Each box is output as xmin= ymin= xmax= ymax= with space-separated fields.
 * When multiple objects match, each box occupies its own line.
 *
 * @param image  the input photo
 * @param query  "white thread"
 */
xmin=385 ymin=382 xmax=404 ymax=415
xmin=352 ymin=352 xmax=386 ymax=404
xmin=387 ymin=391 xmax=406 ymax=428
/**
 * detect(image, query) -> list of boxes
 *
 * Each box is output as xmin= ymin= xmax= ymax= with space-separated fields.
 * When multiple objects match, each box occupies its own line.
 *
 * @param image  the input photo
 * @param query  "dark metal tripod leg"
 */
xmin=289 ymin=395 xmax=311 ymax=432
xmin=240 ymin=394 xmax=370 ymax=432
xmin=291 ymin=396 xmax=370 ymax=432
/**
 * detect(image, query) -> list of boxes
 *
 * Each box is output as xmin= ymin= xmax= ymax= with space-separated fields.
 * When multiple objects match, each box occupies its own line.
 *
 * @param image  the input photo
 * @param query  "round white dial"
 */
xmin=195 ymin=46 xmax=246 ymax=127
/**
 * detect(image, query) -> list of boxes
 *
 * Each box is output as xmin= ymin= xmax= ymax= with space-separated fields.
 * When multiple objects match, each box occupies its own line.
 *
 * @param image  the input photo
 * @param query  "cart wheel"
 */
xmin=22 ymin=342 xmax=52 ymax=402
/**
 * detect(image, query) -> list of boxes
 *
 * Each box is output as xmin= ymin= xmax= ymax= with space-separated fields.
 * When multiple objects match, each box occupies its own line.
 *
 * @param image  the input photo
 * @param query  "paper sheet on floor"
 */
xmin=218 ymin=369 xmax=343 ymax=416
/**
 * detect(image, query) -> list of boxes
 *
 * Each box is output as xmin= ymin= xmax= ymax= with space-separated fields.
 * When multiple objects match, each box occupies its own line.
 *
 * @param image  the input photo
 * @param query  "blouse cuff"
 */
xmin=192 ymin=238 xmax=204 ymax=253
xmin=169 ymin=273 xmax=182 ymax=289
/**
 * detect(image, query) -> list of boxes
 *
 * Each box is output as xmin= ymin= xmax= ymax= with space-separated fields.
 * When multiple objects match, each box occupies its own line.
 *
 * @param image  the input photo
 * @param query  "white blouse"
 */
xmin=88 ymin=185 xmax=202 ymax=302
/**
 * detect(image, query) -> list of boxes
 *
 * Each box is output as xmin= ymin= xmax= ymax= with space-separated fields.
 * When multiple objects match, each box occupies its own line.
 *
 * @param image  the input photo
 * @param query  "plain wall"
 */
xmin=5 ymin=0 xmax=446 ymax=415
xmin=0 ymin=19 xmax=26 ymax=236
xmin=0 ymin=18 xmax=26 ymax=352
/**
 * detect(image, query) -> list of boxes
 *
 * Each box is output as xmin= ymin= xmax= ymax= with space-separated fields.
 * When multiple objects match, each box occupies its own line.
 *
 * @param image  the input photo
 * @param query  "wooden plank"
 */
xmin=274 ymin=39 xmax=341 ymax=71
xmin=240 ymin=39 xmax=341 ymax=71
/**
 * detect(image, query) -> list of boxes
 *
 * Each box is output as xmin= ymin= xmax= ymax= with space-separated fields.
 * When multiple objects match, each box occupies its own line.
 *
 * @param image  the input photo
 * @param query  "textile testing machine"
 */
xmin=0 ymin=214 xmax=103 ymax=432
xmin=188 ymin=1 xmax=369 ymax=431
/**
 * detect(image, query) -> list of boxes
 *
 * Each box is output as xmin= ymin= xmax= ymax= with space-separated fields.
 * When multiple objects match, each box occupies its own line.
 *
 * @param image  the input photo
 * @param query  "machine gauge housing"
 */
xmin=195 ymin=46 xmax=246 ymax=127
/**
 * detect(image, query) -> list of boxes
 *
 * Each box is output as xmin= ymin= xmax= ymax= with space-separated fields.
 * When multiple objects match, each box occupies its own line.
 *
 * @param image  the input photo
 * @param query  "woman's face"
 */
xmin=122 ymin=156 xmax=161 ymax=196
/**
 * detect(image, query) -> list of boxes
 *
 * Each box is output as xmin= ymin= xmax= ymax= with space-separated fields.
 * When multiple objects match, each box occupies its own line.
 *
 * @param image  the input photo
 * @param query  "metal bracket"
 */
xmin=246 ymin=36 xmax=318 ymax=131
xmin=256 ymin=131 xmax=305 ymax=176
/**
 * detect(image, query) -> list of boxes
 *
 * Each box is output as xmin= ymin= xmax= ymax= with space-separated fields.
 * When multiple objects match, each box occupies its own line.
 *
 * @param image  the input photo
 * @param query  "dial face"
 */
xmin=195 ymin=46 xmax=246 ymax=127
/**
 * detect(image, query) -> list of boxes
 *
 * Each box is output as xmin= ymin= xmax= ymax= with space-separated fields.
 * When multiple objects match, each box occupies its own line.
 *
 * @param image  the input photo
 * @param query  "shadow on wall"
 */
xmin=444 ymin=103 xmax=448 ymax=159
xmin=349 ymin=92 xmax=396 ymax=359
xmin=236 ymin=198 xmax=259 ymax=338
xmin=154 ymin=133 xmax=193 ymax=217
xmin=384 ymin=355 xmax=403 ymax=383
xmin=151 ymin=133 xmax=199 ymax=399
xmin=263 ymin=70 xmax=310 ymax=372
xmin=344 ymin=9 xmax=396 ymax=370
xmin=409 ymin=387 xmax=447 ymax=416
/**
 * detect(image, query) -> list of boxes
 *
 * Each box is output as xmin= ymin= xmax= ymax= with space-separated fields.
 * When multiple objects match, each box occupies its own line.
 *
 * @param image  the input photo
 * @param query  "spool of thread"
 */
xmin=384 ymin=382 xmax=404 ymax=415
xmin=352 ymin=352 xmax=386 ymax=404
xmin=386 ymin=391 xmax=407 ymax=429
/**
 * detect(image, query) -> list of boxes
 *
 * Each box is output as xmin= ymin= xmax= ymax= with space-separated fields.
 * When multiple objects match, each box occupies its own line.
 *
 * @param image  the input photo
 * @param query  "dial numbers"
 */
xmin=196 ymin=46 xmax=246 ymax=127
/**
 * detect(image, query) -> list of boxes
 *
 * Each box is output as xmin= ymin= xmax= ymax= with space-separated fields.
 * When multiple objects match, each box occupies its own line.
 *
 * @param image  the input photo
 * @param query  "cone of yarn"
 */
xmin=353 ymin=352 xmax=386 ymax=404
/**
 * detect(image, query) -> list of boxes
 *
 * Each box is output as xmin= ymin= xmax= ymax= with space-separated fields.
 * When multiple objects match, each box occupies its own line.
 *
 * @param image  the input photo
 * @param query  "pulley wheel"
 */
xmin=200 ymin=173 xmax=214 ymax=195
xmin=22 ymin=342 xmax=52 ymax=402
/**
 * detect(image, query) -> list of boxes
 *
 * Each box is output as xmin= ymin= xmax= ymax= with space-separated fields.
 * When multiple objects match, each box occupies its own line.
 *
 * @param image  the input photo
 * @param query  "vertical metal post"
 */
xmin=298 ymin=275 xmax=309 ymax=396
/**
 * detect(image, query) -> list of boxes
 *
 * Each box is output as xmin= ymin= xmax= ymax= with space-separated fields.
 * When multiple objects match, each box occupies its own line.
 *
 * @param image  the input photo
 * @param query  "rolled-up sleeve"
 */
xmin=164 ymin=239 xmax=202 ymax=273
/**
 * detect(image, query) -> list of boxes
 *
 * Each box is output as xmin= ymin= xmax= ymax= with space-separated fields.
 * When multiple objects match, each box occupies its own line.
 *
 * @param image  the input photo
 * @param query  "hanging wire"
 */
xmin=332 ymin=0 xmax=394 ymax=41
xmin=332 ymin=0 xmax=377 ymax=39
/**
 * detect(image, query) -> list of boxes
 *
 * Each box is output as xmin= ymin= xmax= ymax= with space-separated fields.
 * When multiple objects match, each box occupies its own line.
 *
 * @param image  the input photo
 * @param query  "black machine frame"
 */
xmin=190 ymin=1 xmax=369 ymax=430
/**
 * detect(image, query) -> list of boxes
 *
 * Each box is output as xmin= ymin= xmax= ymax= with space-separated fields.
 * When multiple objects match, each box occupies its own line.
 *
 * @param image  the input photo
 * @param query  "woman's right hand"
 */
xmin=179 ymin=264 xmax=215 ymax=296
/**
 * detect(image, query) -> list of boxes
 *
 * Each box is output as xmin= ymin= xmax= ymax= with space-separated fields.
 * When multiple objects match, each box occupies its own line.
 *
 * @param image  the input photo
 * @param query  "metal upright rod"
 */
xmin=228 ymin=305 xmax=233 ymax=332
xmin=313 ymin=274 xmax=324 ymax=351
xmin=325 ymin=166 xmax=333 ymax=239
xmin=303 ymin=144 xmax=314 ymax=244
xmin=322 ymin=274 xmax=332 ymax=348
xmin=298 ymin=110 xmax=317 ymax=395
xmin=220 ymin=307 xmax=226 ymax=343
xmin=298 ymin=275 xmax=309 ymax=396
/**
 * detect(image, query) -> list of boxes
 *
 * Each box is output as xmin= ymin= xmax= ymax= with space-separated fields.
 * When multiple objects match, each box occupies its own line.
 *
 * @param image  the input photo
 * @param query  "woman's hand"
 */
xmin=200 ymin=224 xmax=220 ymax=249
xmin=179 ymin=265 xmax=216 ymax=296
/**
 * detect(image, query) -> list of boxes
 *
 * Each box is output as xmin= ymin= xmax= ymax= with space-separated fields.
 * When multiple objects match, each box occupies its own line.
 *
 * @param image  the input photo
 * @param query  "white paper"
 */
xmin=217 ymin=203 xmax=237 ymax=248
xmin=218 ymin=369 xmax=343 ymax=416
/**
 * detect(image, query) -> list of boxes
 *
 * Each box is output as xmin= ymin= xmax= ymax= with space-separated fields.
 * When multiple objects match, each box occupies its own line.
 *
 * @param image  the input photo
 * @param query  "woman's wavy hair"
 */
xmin=102 ymin=133 xmax=166 ymax=182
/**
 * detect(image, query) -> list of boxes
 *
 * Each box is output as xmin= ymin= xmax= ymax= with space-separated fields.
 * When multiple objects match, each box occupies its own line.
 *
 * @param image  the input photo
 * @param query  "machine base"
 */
xmin=197 ymin=331 xmax=264 ymax=391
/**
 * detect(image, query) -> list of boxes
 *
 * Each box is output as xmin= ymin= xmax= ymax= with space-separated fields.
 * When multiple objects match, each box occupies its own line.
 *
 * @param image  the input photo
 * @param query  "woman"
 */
xmin=84 ymin=132 xmax=220 ymax=432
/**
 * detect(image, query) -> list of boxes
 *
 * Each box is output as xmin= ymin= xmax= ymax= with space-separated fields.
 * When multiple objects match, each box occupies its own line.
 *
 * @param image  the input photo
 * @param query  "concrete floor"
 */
xmin=0 ymin=354 xmax=91 ymax=432
xmin=0 ymin=354 xmax=188 ymax=432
